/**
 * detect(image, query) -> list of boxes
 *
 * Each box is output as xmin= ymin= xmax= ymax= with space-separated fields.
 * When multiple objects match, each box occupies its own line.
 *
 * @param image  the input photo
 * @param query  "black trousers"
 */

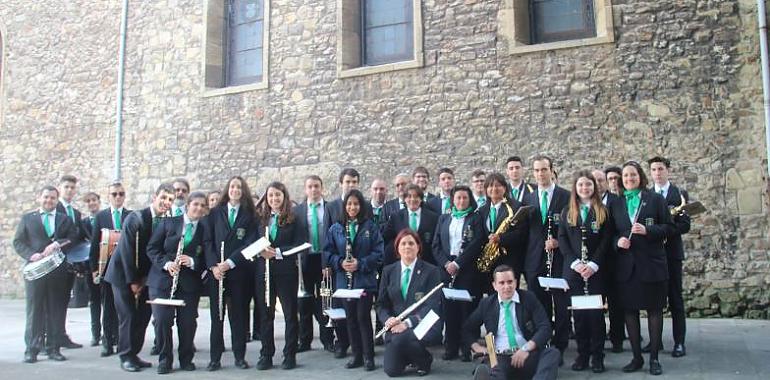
xmin=257 ymin=260 xmax=299 ymax=359
xmin=383 ymin=331 xmax=432 ymax=376
xmin=568 ymin=279 xmax=605 ymax=360
xmin=489 ymin=347 xmax=560 ymax=380
xmin=149 ymin=288 xmax=200 ymax=367
xmin=298 ymin=254 xmax=334 ymax=347
xmin=333 ymin=298 xmax=350 ymax=351
xmin=98 ymin=282 xmax=119 ymax=347
xmin=603 ymin=261 xmax=625 ymax=345
xmin=344 ymin=293 xmax=374 ymax=361
xmin=25 ymin=264 xmax=69 ymax=353
xmin=667 ymin=258 xmax=686 ymax=344
xmin=207 ymin=272 xmax=250 ymax=362
xmin=88 ymin=271 xmax=102 ymax=341
xmin=111 ymin=282 xmax=151 ymax=362
xmin=525 ymin=272 xmax=570 ymax=351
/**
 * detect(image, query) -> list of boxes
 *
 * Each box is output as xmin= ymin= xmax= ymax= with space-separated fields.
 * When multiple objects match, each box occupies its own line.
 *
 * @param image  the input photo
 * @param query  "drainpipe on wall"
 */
xmin=113 ymin=0 xmax=129 ymax=182
xmin=758 ymin=0 xmax=770 ymax=178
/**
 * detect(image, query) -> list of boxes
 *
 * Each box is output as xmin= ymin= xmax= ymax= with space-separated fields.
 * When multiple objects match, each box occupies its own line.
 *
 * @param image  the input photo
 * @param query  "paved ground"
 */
xmin=0 ymin=299 xmax=768 ymax=379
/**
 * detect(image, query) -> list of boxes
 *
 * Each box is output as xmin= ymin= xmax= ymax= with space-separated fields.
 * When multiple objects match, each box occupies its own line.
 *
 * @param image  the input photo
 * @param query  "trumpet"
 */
xmin=297 ymin=250 xmax=310 ymax=298
xmin=545 ymin=215 xmax=554 ymax=278
xmin=320 ymin=266 xmax=334 ymax=327
xmin=218 ymin=241 xmax=225 ymax=321
xmin=345 ymin=222 xmax=354 ymax=289
xmin=264 ymin=226 xmax=271 ymax=308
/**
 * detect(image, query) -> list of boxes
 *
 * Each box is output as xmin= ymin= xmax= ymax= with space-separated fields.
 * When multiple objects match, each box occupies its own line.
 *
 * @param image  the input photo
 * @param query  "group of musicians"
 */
xmin=13 ymin=154 xmax=692 ymax=379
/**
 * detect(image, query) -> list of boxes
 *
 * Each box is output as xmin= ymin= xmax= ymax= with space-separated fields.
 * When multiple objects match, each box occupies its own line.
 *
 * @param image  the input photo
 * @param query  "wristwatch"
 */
xmin=520 ymin=343 xmax=531 ymax=353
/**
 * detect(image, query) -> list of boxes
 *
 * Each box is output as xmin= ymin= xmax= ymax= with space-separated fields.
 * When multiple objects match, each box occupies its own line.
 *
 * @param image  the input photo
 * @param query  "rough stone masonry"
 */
xmin=0 ymin=0 xmax=767 ymax=318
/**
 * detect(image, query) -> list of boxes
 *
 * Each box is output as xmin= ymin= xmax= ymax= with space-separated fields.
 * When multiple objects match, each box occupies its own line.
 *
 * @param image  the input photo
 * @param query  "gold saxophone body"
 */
xmin=476 ymin=200 xmax=516 ymax=273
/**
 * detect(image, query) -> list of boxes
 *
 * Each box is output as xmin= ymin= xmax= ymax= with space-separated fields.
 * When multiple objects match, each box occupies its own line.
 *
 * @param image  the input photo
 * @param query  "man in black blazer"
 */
xmin=89 ymin=182 xmax=131 ymax=356
xmin=426 ymin=168 xmax=455 ymax=214
xmin=649 ymin=156 xmax=691 ymax=357
xmin=464 ymin=265 xmax=559 ymax=380
xmin=383 ymin=184 xmax=439 ymax=266
xmin=105 ymin=183 xmax=174 ymax=372
xmin=369 ymin=178 xmax=389 ymax=228
xmin=383 ymin=174 xmax=409 ymax=222
xmin=81 ymin=191 xmax=103 ymax=346
xmin=13 ymin=185 xmax=79 ymax=363
xmin=506 ymin=156 xmax=535 ymax=203
xmin=328 ymin=168 xmax=360 ymax=224
xmin=522 ymin=155 xmax=571 ymax=355
xmin=146 ymin=191 xmax=207 ymax=374
xmin=412 ymin=166 xmax=436 ymax=201
xmin=294 ymin=175 xmax=335 ymax=353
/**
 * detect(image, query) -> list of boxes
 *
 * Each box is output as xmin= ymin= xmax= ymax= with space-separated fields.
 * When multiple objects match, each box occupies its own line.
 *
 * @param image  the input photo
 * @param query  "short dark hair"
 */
xmin=155 ymin=183 xmax=175 ymax=196
xmin=59 ymin=174 xmax=78 ymax=184
xmin=404 ymin=183 xmax=424 ymax=200
xmin=412 ymin=166 xmax=430 ymax=178
xmin=305 ymin=175 xmax=324 ymax=186
xmin=437 ymin=167 xmax=454 ymax=177
xmin=604 ymin=166 xmax=621 ymax=176
xmin=41 ymin=185 xmax=59 ymax=195
xmin=82 ymin=192 xmax=100 ymax=201
xmin=338 ymin=168 xmax=360 ymax=183
xmin=647 ymin=156 xmax=671 ymax=168
xmin=506 ymin=156 xmax=523 ymax=165
xmin=450 ymin=185 xmax=477 ymax=212
xmin=620 ymin=161 xmax=649 ymax=190
xmin=492 ymin=264 xmax=515 ymax=280
xmin=172 ymin=178 xmax=190 ymax=191
xmin=187 ymin=191 xmax=207 ymax=205
xmin=531 ymin=154 xmax=553 ymax=170
xmin=471 ymin=169 xmax=486 ymax=178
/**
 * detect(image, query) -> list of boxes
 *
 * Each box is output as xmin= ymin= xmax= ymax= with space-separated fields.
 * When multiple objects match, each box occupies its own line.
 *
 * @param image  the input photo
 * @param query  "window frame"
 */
xmin=529 ymin=0 xmax=596 ymax=44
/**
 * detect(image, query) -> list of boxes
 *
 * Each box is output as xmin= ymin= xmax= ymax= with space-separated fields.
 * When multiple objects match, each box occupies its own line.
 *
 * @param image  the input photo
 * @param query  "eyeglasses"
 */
xmin=110 ymin=192 xmax=126 ymax=197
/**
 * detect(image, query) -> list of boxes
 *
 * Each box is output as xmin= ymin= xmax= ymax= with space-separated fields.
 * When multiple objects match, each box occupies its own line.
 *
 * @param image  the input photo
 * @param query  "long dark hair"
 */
xmin=449 ymin=185 xmax=478 ymax=212
xmin=256 ymin=181 xmax=295 ymax=226
xmin=340 ymin=189 xmax=370 ymax=225
xmin=566 ymin=170 xmax=607 ymax=228
xmin=219 ymin=176 xmax=257 ymax=216
xmin=618 ymin=161 xmax=649 ymax=192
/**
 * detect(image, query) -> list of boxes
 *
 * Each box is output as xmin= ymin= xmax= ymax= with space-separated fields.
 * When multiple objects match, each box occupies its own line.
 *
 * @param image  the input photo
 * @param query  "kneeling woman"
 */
xmin=325 ymin=189 xmax=383 ymax=371
xmin=146 ymin=191 xmax=208 ymax=374
xmin=378 ymin=229 xmax=443 ymax=377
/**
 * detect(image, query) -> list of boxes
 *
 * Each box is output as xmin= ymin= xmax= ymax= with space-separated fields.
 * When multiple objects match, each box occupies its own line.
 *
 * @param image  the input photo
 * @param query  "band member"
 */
xmin=171 ymin=178 xmax=190 ymax=217
xmin=383 ymin=174 xmax=409 ymax=221
xmin=146 ymin=191 xmax=207 ymax=374
xmin=294 ymin=175 xmax=335 ymax=353
xmin=412 ymin=166 xmax=435 ymax=201
xmin=55 ymin=175 xmax=86 ymax=350
xmin=610 ymin=161 xmax=675 ymax=375
xmin=522 ymin=155 xmax=570 ymax=357
xmin=558 ymin=171 xmax=612 ymax=373
xmin=203 ymin=176 xmax=258 ymax=371
xmin=82 ymin=191 xmax=102 ymax=346
xmin=250 ymin=181 xmax=302 ymax=370
xmin=14 ymin=185 xmax=79 ymax=363
xmin=426 ymin=168 xmax=455 ymax=214
xmin=648 ymin=156 xmax=691 ymax=358
xmin=470 ymin=170 xmax=487 ymax=207
xmin=605 ymin=166 xmax=622 ymax=195
xmin=325 ymin=189 xmax=383 ymax=371
xmin=383 ymin=184 xmax=439 ymax=266
xmin=464 ymin=265 xmax=559 ymax=380
xmin=379 ymin=230 xmax=443 ymax=376
xmin=328 ymin=168 xmax=360 ymax=224
xmin=595 ymin=168 xmax=625 ymax=352
xmin=82 ymin=192 xmax=101 ymax=240
xmin=369 ymin=178 xmax=389 ymax=227
xmin=506 ymin=156 xmax=534 ymax=203
xmin=104 ymin=183 xmax=173 ymax=372
xmin=207 ymin=190 xmax=221 ymax=209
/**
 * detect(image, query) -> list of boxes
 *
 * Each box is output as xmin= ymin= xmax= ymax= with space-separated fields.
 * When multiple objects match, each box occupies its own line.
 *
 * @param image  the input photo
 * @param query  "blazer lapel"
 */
xmin=54 ymin=212 xmax=66 ymax=238
xmin=489 ymin=298 xmax=500 ymax=335
xmin=407 ymin=260 xmax=424 ymax=301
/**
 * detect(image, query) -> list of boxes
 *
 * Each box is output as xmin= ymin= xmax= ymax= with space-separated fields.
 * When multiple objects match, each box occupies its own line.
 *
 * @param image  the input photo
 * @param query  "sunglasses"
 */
xmin=110 ymin=192 xmax=126 ymax=197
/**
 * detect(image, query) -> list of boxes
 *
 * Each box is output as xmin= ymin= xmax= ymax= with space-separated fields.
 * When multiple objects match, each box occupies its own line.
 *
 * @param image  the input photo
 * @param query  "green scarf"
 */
xmin=624 ymin=189 xmax=642 ymax=221
xmin=451 ymin=206 xmax=472 ymax=219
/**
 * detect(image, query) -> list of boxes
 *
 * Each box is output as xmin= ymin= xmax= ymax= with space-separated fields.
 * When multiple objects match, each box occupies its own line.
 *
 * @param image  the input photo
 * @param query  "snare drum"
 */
xmin=22 ymin=250 xmax=65 ymax=281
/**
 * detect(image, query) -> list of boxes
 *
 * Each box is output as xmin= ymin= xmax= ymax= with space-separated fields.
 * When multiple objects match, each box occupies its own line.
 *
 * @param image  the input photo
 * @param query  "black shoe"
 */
xmin=571 ymin=356 xmax=589 ymax=371
xmin=150 ymin=345 xmax=160 ymax=356
xmin=180 ymin=362 xmax=196 ymax=371
xmin=473 ymin=364 xmax=491 ymax=380
xmin=622 ymin=358 xmax=644 ymax=373
xmin=364 ymin=358 xmax=376 ymax=371
xmin=235 ymin=359 xmax=250 ymax=369
xmin=62 ymin=338 xmax=83 ymax=349
xmin=90 ymin=338 xmax=100 ymax=347
xmin=641 ymin=342 xmax=663 ymax=353
xmin=416 ymin=369 xmax=429 ymax=376
xmin=591 ymin=359 xmax=606 ymax=373
xmin=100 ymin=345 xmax=114 ymax=357
xmin=121 ymin=360 xmax=141 ymax=372
xmin=252 ymin=332 xmax=261 ymax=341
xmin=47 ymin=349 xmax=67 ymax=361
xmin=442 ymin=351 xmax=458 ymax=361
xmin=611 ymin=342 xmax=624 ymax=353
xmin=23 ymin=351 xmax=38 ymax=364
xmin=206 ymin=361 xmax=221 ymax=371
xmin=323 ymin=343 xmax=335 ymax=353
xmin=649 ymin=359 xmax=663 ymax=375
xmin=257 ymin=356 xmax=272 ymax=370
xmin=157 ymin=363 xmax=172 ymax=374
xmin=298 ymin=343 xmax=311 ymax=353
xmin=672 ymin=343 xmax=686 ymax=357
xmin=345 ymin=358 xmax=363 ymax=369
xmin=374 ymin=336 xmax=385 ymax=346
xmin=282 ymin=356 xmax=296 ymax=370
xmin=134 ymin=357 xmax=152 ymax=368
xmin=334 ymin=347 xmax=348 ymax=359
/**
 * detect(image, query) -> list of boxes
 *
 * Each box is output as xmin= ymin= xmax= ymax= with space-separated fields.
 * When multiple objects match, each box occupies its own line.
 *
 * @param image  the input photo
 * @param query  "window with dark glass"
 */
xmin=226 ymin=0 xmax=264 ymax=86
xmin=530 ymin=0 xmax=595 ymax=44
xmin=361 ymin=0 xmax=414 ymax=66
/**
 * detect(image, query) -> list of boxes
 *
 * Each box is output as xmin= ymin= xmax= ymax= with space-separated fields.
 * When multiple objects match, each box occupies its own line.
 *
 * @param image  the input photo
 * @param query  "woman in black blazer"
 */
xmin=609 ymin=161 xmax=675 ymax=376
xmin=557 ymin=170 xmax=612 ymax=373
xmin=430 ymin=185 xmax=480 ymax=361
xmin=253 ymin=181 xmax=304 ymax=370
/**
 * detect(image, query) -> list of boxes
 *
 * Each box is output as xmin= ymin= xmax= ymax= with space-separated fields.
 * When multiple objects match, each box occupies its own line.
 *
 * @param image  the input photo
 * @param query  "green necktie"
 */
xmin=502 ymin=301 xmax=518 ymax=350
xmin=66 ymin=205 xmax=75 ymax=222
xmin=540 ymin=190 xmax=548 ymax=224
xmin=373 ymin=207 xmax=381 ymax=224
xmin=152 ymin=216 xmax=160 ymax=228
xmin=228 ymin=207 xmax=236 ymax=228
xmin=409 ymin=212 xmax=418 ymax=231
xmin=658 ymin=189 xmax=664 ymax=196
xmin=183 ymin=222 xmax=193 ymax=248
xmin=489 ymin=206 xmax=497 ymax=230
xmin=90 ymin=216 xmax=95 ymax=228
xmin=401 ymin=267 xmax=411 ymax=300
xmin=348 ymin=221 xmax=358 ymax=242
xmin=442 ymin=197 xmax=450 ymax=213
xmin=175 ymin=207 xmax=183 ymax=217
xmin=310 ymin=203 xmax=320 ymax=252
xmin=42 ymin=212 xmax=53 ymax=238
xmin=478 ymin=196 xmax=486 ymax=207
xmin=269 ymin=214 xmax=278 ymax=241
xmin=113 ymin=209 xmax=121 ymax=230
xmin=580 ymin=204 xmax=590 ymax=224
xmin=512 ymin=187 xmax=520 ymax=201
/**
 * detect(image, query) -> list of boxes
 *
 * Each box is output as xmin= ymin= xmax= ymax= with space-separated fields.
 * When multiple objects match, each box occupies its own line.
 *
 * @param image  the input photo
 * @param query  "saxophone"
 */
xmin=476 ymin=200 xmax=516 ymax=273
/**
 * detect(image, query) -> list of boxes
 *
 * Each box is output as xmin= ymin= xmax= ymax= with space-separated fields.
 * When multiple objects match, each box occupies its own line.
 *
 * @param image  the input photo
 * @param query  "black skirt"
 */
xmin=618 ymin=275 xmax=667 ymax=311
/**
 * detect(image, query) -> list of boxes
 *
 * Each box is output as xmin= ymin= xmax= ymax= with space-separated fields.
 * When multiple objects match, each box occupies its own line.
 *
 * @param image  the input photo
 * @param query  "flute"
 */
xmin=218 ymin=241 xmax=225 ymax=321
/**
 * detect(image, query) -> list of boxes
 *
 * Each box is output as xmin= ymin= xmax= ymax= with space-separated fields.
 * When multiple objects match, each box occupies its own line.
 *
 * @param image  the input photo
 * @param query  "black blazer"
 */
xmin=474 ymin=199 xmax=528 ymax=274
xmin=57 ymin=203 xmax=89 ymax=243
xmin=326 ymin=198 xmax=344 ymax=227
xmin=522 ymin=186 xmax=570 ymax=275
xmin=431 ymin=212 xmax=482 ymax=290
xmin=377 ymin=259 xmax=443 ymax=345
xmin=146 ymin=216 xmax=205 ymax=294
xmin=659 ymin=184 xmax=691 ymax=261
xmin=510 ymin=182 xmax=536 ymax=203
xmin=88 ymin=207 xmax=132 ymax=272
xmin=462 ymin=290 xmax=551 ymax=351
xmin=203 ymin=204 xmax=259 ymax=280
xmin=557 ymin=205 xmax=613 ymax=283
xmin=104 ymin=207 xmax=155 ymax=286
xmin=601 ymin=191 xmax=620 ymax=207
xmin=609 ymin=190 xmax=675 ymax=283
xmin=382 ymin=208 xmax=439 ymax=266
xmin=382 ymin=198 xmax=403 ymax=224
xmin=426 ymin=195 xmax=451 ymax=215
xmin=255 ymin=214 xmax=304 ymax=275
xmin=13 ymin=209 xmax=79 ymax=262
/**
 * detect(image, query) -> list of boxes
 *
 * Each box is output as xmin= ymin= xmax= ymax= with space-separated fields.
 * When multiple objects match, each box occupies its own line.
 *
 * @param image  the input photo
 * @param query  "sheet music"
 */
xmin=240 ymin=237 xmax=271 ymax=261
xmin=332 ymin=288 xmax=364 ymax=299
xmin=442 ymin=288 xmax=472 ymax=302
xmin=323 ymin=308 xmax=347 ymax=320
xmin=282 ymin=243 xmax=312 ymax=257
xmin=570 ymin=295 xmax=604 ymax=310
xmin=537 ymin=277 xmax=569 ymax=290
xmin=413 ymin=310 xmax=440 ymax=341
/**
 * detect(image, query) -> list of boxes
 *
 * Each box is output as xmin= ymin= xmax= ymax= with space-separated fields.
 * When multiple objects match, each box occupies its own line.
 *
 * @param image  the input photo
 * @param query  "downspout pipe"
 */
xmin=114 ymin=0 xmax=129 ymax=182
xmin=758 ymin=0 xmax=770 ymax=178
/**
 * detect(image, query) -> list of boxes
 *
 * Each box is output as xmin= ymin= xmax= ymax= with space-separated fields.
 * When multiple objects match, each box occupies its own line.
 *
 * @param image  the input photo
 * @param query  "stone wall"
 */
xmin=0 ymin=0 xmax=768 ymax=318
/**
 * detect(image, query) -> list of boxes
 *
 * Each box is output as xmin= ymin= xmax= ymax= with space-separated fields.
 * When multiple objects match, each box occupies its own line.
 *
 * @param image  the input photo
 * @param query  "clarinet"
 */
xmin=345 ymin=222 xmax=354 ymax=289
xmin=169 ymin=238 xmax=184 ymax=301
xmin=580 ymin=225 xmax=589 ymax=295
xmin=545 ymin=215 xmax=554 ymax=278
xmin=450 ymin=223 xmax=472 ymax=289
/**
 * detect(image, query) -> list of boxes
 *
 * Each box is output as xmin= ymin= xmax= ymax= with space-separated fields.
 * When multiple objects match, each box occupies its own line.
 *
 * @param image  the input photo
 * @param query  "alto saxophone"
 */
xmin=476 ymin=200 xmax=516 ymax=273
